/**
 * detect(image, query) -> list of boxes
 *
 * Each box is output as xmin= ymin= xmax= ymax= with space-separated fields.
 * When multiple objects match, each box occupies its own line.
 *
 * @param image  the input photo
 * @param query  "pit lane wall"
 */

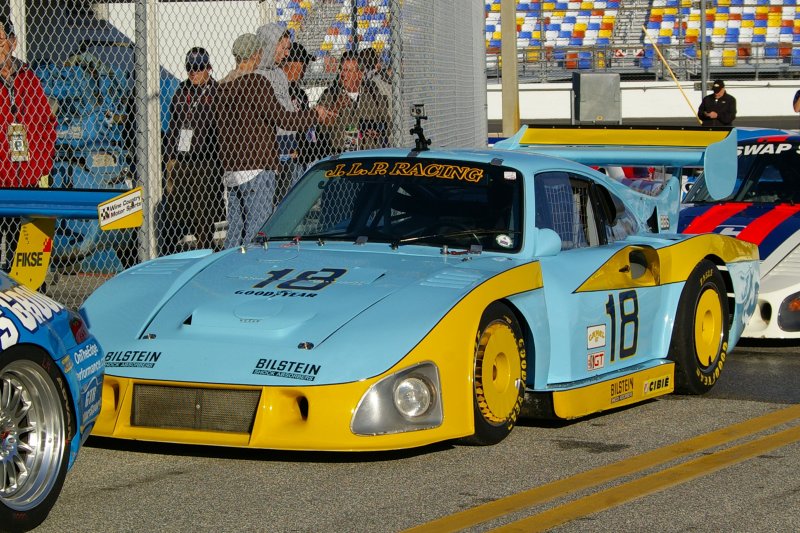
xmin=488 ymin=80 xmax=800 ymax=128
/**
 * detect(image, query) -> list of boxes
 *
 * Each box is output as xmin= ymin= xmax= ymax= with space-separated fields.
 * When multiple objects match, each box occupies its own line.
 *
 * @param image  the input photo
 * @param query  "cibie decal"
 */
xmin=253 ymin=358 xmax=321 ymax=382
xmin=587 ymin=351 xmax=605 ymax=371
xmin=643 ymin=375 xmax=671 ymax=395
xmin=587 ymin=324 xmax=606 ymax=349
xmin=324 ymin=161 xmax=484 ymax=183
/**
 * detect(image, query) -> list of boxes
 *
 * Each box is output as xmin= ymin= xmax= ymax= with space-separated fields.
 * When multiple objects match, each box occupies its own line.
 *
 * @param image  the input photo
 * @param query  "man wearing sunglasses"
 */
xmin=162 ymin=47 xmax=224 ymax=254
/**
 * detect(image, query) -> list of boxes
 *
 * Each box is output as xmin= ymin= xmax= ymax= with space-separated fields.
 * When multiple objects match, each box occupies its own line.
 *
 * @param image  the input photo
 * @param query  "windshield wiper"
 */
xmin=393 ymin=229 xmax=521 ymax=247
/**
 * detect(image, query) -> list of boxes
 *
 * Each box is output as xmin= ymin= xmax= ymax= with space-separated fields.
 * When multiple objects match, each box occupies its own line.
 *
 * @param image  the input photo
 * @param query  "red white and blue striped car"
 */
xmin=681 ymin=129 xmax=800 ymax=339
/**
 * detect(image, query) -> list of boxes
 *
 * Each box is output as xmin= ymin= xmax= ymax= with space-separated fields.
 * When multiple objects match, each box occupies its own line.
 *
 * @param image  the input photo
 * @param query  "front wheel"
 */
xmin=669 ymin=260 xmax=729 ymax=395
xmin=464 ymin=302 xmax=527 ymax=446
xmin=1 ymin=348 xmax=72 ymax=532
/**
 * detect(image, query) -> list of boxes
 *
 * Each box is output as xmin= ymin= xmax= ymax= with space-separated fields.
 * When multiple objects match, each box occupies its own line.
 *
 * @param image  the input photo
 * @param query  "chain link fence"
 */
xmin=0 ymin=0 xmax=485 ymax=308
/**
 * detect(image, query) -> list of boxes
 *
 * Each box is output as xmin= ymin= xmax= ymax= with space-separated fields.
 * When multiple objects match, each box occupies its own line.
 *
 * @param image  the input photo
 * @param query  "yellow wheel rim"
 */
xmin=475 ymin=322 xmax=522 ymax=424
xmin=694 ymin=287 xmax=723 ymax=368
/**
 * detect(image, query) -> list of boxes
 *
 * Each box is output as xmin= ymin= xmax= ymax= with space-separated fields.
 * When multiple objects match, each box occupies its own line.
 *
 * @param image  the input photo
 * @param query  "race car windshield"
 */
xmin=685 ymin=141 xmax=800 ymax=204
xmin=262 ymin=158 xmax=523 ymax=252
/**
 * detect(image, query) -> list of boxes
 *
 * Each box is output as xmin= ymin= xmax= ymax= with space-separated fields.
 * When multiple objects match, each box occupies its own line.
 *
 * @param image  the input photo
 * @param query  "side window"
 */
xmin=595 ymin=185 xmax=640 ymax=242
xmin=535 ymin=172 xmax=603 ymax=250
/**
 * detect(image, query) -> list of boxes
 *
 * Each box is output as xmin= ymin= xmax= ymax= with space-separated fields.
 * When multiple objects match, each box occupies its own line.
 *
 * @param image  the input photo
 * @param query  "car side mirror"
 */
xmin=533 ymin=228 xmax=562 ymax=256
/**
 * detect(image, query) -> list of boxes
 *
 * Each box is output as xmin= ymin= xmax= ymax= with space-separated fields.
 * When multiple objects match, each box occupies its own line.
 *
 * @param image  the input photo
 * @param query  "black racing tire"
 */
xmin=669 ymin=260 xmax=729 ymax=395
xmin=463 ymin=302 xmax=527 ymax=446
xmin=0 ymin=347 xmax=73 ymax=532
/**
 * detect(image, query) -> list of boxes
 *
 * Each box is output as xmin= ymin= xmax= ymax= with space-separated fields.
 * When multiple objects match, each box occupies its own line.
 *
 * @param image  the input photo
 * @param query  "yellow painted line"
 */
xmin=494 ymin=422 xmax=800 ymax=533
xmin=403 ymin=404 xmax=800 ymax=533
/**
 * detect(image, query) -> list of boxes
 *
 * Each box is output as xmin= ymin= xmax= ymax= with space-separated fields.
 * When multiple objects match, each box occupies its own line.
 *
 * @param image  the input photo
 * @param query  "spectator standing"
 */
xmin=277 ymin=41 xmax=317 ymax=200
xmin=220 ymin=33 xmax=263 ymax=84
xmin=215 ymin=28 xmax=335 ymax=248
xmin=793 ymin=89 xmax=800 ymax=117
xmin=359 ymin=47 xmax=391 ymax=101
xmin=697 ymin=80 xmax=736 ymax=127
xmin=162 ymin=47 xmax=223 ymax=253
xmin=317 ymin=49 xmax=389 ymax=156
xmin=0 ymin=17 xmax=56 ymax=270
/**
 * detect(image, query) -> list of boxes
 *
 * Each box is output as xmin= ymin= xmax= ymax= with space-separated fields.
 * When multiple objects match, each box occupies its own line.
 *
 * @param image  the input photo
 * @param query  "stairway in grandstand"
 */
xmin=612 ymin=0 xmax=650 ymax=47
xmin=294 ymin=0 xmax=343 ymax=53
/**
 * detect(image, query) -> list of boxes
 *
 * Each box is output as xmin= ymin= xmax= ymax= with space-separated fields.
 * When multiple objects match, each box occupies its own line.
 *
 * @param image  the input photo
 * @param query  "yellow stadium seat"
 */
xmin=321 ymin=41 xmax=333 ymax=51
xmin=493 ymin=31 xmax=502 ymax=39
xmin=722 ymin=49 xmax=736 ymax=66
xmin=659 ymin=28 xmax=673 ymax=36
xmin=741 ymin=20 xmax=754 ymax=28
xmin=599 ymin=29 xmax=612 ymax=37
xmin=491 ymin=3 xmax=501 ymax=11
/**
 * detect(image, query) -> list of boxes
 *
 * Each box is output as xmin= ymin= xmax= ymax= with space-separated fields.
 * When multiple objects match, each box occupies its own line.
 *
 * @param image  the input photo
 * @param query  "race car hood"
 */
xmin=82 ymin=245 xmax=530 ymax=386
xmin=679 ymin=202 xmax=800 ymax=271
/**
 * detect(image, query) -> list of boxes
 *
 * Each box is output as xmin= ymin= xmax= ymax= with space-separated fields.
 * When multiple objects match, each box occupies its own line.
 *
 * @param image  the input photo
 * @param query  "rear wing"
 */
xmin=495 ymin=125 xmax=737 ymax=201
xmin=1 ymin=187 xmax=143 ymax=289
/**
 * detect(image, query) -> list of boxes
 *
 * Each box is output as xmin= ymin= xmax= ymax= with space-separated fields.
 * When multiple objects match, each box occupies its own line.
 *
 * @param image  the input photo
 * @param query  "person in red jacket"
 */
xmin=0 ymin=17 xmax=57 ymax=271
xmin=0 ymin=18 xmax=56 ymax=188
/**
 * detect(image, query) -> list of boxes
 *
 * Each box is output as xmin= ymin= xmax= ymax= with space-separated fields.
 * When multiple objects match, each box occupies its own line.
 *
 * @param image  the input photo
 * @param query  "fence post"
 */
xmin=134 ymin=0 xmax=161 ymax=262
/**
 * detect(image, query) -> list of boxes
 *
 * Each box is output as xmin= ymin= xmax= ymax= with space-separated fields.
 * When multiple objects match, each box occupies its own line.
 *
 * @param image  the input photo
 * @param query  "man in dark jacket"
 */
xmin=276 ymin=42 xmax=317 ymax=202
xmin=162 ymin=47 xmax=223 ymax=253
xmin=697 ymin=80 xmax=736 ymax=127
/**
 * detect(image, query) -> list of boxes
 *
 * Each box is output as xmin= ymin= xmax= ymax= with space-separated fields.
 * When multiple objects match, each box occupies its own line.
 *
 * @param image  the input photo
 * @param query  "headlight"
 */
xmin=393 ymin=376 xmax=432 ymax=418
xmin=351 ymin=362 xmax=442 ymax=436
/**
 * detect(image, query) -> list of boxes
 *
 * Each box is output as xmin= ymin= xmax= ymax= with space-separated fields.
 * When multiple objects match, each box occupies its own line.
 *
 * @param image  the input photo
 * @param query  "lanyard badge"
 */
xmin=8 ymin=122 xmax=29 ymax=162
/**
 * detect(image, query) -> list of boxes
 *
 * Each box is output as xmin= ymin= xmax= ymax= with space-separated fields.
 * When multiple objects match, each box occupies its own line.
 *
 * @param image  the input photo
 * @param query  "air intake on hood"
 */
xmin=420 ymin=269 xmax=482 ymax=289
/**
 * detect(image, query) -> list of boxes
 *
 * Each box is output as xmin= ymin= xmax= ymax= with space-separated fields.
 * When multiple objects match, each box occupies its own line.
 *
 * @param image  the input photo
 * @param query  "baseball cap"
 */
xmin=286 ymin=42 xmax=315 ymax=64
xmin=232 ymin=33 xmax=263 ymax=62
xmin=185 ymin=47 xmax=211 ymax=72
xmin=712 ymin=79 xmax=725 ymax=91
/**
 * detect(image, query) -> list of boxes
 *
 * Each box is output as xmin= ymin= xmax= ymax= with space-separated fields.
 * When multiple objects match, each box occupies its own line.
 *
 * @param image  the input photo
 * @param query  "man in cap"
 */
xmin=697 ymin=80 xmax=736 ymax=127
xmin=0 ymin=17 xmax=57 ymax=270
xmin=162 ymin=47 xmax=223 ymax=253
xmin=275 ymin=42 xmax=317 ymax=198
xmin=215 ymin=26 xmax=335 ymax=248
xmin=220 ymin=33 xmax=263 ymax=84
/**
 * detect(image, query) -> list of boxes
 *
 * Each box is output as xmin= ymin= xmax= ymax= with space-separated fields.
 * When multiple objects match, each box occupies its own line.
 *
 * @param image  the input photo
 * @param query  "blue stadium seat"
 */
xmin=765 ymin=46 xmax=779 ymax=58
xmin=792 ymin=49 xmax=800 ymax=65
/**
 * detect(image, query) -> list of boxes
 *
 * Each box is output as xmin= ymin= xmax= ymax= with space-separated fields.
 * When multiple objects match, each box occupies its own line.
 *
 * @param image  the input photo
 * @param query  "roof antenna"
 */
xmin=410 ymin=104 xmax=431 ymax=152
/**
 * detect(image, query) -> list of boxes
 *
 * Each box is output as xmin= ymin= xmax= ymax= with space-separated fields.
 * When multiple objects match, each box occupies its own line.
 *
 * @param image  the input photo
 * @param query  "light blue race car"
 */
xmin=81 ymin=124 xmax=759 ymax=452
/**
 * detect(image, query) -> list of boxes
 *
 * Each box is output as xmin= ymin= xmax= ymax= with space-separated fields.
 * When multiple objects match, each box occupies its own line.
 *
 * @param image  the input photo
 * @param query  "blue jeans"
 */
xmin=224 ymin=170 xmax=276 ymax=249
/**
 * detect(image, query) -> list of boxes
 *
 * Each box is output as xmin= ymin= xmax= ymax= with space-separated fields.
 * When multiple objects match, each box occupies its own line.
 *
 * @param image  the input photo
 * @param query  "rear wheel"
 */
xmin=669 ymin=260 xmax=729 ymax=395
xmin=464 ymin=302 xmax=526 ymax=445
xmin=1 ymin=348 xmax=72 ymax=532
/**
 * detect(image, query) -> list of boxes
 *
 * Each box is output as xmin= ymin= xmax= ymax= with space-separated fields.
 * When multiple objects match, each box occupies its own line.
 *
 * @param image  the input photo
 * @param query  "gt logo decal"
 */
xmin=253 ymin=268 xmax=346 ymax=291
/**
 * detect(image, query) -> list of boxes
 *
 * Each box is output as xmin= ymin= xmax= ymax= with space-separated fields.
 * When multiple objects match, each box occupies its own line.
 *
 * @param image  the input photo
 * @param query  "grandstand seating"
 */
xmin=486 ymin=0 xmax=619 ymax=54
xmin=276 ymin=0 xmax=391 ymax=64
xmin=486 ymin=0 xmax=800 ymax=71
